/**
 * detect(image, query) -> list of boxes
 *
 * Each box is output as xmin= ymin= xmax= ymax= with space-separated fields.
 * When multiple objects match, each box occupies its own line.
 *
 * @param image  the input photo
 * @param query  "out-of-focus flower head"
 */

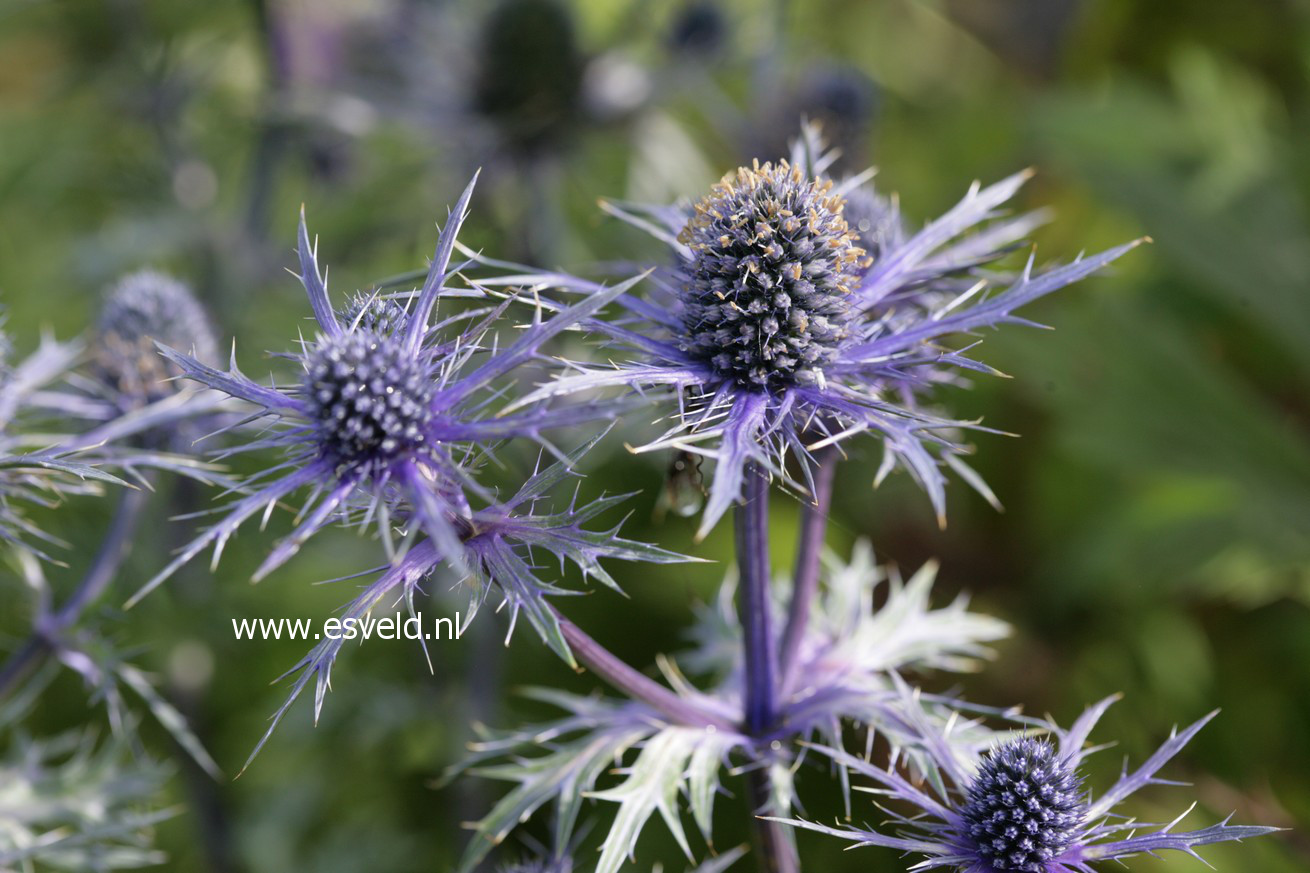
xmin=666 ymin=0 xmax=728 ymax=59
xmin=0 ymin=302 xmax=227 ymax=560
xmin=126 ymin=175 xmax=641 ymax=608
xmin=473 ymin=0 xmax=586 ymax=158
xmin=779 ymin=695 xmax=1278 ymax=872
xmin=497 ymin=125 xmax=1143 ymax=536
xmin=91 ymin=270 xmax=219 ymax=409
xmin=748 ymin=65 xmax=881 ymax=169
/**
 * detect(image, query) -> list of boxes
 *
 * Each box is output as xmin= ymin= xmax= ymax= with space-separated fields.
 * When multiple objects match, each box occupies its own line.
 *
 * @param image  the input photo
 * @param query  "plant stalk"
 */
xmin=778 ymin=448 xmax=838 ymax=689
xmin=735 ymin=462 xmax=776 ymax=734
xmin=0 ymin=486 xmax=148 ymax=699
xmin=747 ymin=766 xmax=799 ymax=873
xmin=555 ymin=612 xmax=734 ymax=731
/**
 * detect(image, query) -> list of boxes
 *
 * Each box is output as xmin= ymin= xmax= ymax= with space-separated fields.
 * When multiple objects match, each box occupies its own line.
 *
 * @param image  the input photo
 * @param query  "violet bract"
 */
xmin=126 ymin=175 xmax=637 ymax=608
xmin=497 ymin=127 xmax=1145 ymax=536
xmin=776 ymin=695 xmax=1278 ymax=872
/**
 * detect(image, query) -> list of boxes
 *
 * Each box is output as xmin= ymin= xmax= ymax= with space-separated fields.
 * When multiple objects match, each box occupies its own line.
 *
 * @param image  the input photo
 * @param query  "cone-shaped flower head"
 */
xmin=491 ymin=126 xmax=1144 ymax=536
xmin=678 ymin=160 xmax=867 ymax=389
xmin=304 ymin=327 xmax=435 ymax=475
xmin=94 ymin=270 xmax=218 ymax=404
xmin=337 ymin=292 xmax=410 ymax=335
xmin=962 ymin=738 xmax=1085 ymax=871
xmin=126 ymin=175 xmax=633 ymax=606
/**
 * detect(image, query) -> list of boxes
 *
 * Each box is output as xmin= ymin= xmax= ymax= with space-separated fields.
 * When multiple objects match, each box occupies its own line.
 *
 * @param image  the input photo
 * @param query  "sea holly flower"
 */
xmin=124 ymin=175 xmax=639 ymax=608
xmin=62 ymin=269 xmax=239 ymax=464
xmin=245 ymin=434 xmax=697 ymax=769
xmin=455 ymin=542 xmax=1014 ymax=873
xmin=0 ymin=318 xmax=221 ymax=559
xmin=776 ymin=694 xmax=1278 ymax=872
xmin=91 ymin=270 xmax=220 ymax=410
xmin=490 ymin=127 xmax=1144 ymax=535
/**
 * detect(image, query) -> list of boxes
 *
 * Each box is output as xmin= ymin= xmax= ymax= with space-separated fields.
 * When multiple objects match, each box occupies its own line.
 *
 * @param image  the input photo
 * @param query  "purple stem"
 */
xmin=778 ymin=448 xmax=838 ymax=689
xmin=0 ymin=486 xmax=148 ymax=699
xmin=735 ymin=465 xmax=797 ymax=873
xmin=747 ymin=766 xmax=799 ymax=873
xmin=735 ymin=462 xmax=776 ymax=734
xmin=555 ymin=612 xmax=735 ymax=731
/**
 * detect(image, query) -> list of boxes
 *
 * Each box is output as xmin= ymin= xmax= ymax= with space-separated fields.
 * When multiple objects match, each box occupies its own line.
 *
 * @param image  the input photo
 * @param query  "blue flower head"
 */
xmin=961 ymin=738 xmax=1085 ymax=871
xmin=119 ymin=178 xmax=690 ymax=770
xmin=780 ymin=694 xmax=1278 ymax=872
xmin=500 ymin=126 xmax=1144 ymax=535
xmin=127 ymin=175 xmax=632 ymax=606
xmin=93 ymin=269 xmax=219 ymax=407
xmin=677 ymin=159 xmax=868 ymax=389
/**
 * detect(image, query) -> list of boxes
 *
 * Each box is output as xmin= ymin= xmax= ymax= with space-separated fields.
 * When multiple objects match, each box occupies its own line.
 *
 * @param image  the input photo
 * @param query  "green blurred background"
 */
xmin=2 ymin=0 xmax=1308 ymax=870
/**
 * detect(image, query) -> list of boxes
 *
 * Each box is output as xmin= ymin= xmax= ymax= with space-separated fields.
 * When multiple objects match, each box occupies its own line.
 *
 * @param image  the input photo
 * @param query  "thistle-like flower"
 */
xmin=92 ymin=270 xmax=219 ymax=408
xmin=249 ymin=434 xmax=697 ymax=770
xmin=778 ymin=694 xmax=1278 ymax=872
xmin=496 ymin=127 xmax=1143 ymax=534
xmin=456 ymin=543 xmax=1013 ymax=873
xmin=127 ymin=175 xmax=633 ymax=606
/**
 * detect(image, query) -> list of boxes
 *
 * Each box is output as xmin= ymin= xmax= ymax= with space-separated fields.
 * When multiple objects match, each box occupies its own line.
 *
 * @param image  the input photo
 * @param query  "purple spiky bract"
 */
xmin=488 ymin=125 xmax=1143 ymax=537
xmin=776 ymin=695 xmax=1279 ymax=872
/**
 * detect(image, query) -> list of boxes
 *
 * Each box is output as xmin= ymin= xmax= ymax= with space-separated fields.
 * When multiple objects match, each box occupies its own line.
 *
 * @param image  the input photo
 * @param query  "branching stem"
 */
xmin=735 ymin=462 xmax=776 ymax=735
xmin=554 ymin=611 xmax=734 ymax=731
xmin=778 ymin=448 xmax=838 ymax=689
xmin=0 ymin=486 xmax=148 ymax=699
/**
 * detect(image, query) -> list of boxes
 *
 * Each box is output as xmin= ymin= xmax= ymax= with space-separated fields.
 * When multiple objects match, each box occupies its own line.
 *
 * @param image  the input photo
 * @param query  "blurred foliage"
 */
xmin=1 ymin=0 xmax=1308 ymax=870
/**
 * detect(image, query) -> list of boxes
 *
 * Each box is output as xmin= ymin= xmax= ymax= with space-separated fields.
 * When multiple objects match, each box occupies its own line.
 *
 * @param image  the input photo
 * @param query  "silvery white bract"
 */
xmin=0 ymin=726 xmax=172 ymax=872
xmin=456 ymin=543 xmax=1014 ymax=873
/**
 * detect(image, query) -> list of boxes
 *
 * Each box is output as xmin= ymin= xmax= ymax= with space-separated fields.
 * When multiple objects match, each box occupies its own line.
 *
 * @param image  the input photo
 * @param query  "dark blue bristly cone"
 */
xmin=304 ymin=329 xmax=433 ymax=468
xmin=961 ymin=738 xmax=1086 ymax=872
xmin=677 ymin=160 xmax=868 ymax=390
xmin=337 ymin=293 xmax=411 ymax=336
